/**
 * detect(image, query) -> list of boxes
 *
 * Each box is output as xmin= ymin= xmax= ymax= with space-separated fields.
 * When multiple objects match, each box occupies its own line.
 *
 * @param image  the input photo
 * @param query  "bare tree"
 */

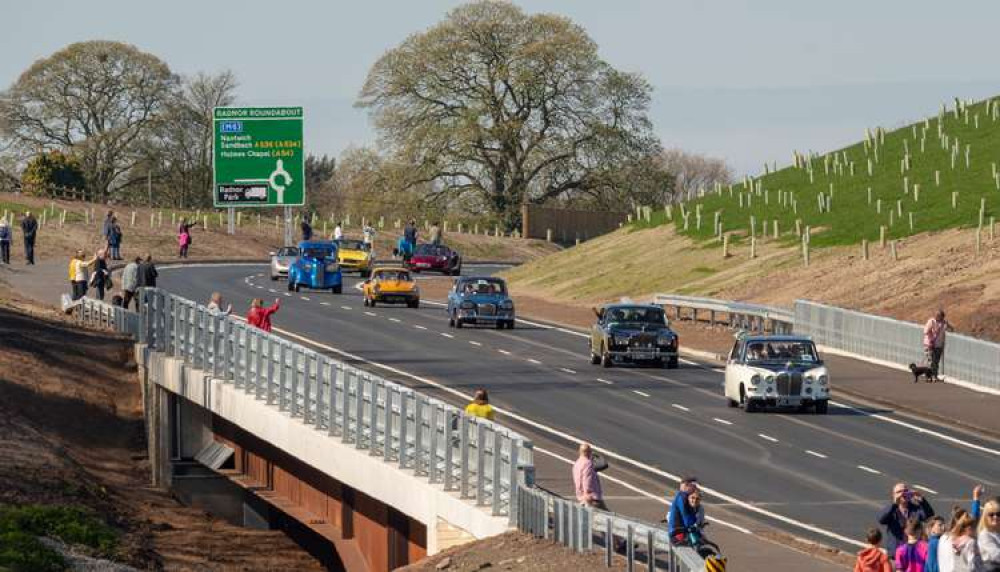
xmin=657 ymin=148 xmax=734 ymax=203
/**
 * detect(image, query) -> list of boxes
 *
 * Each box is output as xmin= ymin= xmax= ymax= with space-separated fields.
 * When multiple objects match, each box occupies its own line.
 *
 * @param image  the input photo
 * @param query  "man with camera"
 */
xmin=877 ymin=482 xmax=935 ymax=558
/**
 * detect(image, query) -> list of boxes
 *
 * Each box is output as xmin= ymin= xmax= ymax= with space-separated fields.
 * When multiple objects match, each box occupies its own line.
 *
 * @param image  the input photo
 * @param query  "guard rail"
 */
xmin=653 ymin=294 xmax=794 ymax=335
xmin=74 ymin=290 xmax=708 ymax=570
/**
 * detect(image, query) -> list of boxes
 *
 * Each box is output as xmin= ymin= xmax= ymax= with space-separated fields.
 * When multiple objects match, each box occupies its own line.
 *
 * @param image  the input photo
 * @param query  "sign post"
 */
xmin=213 ymin=106 xmax=304 ymax=242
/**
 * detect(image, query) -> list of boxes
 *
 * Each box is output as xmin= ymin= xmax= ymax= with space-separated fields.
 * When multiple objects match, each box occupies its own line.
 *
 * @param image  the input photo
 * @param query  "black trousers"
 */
xmin=71 ymin=281 xmax=87 ymax=301
xmin=24 ymin=238 xmax=35 ymax=264
xmin=123 ymin=290 xmax=135 ymax=310
xmin=0 ymin=241 xmax=9 ymax=264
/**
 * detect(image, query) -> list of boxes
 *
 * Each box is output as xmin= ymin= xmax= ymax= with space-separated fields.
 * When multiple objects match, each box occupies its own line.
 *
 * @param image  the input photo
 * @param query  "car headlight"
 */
xmin=764 ymin=375 xmax=775 ymax=384
xmin=818 ymin=375 xmax=828 ymax=386
xmin=750 ymin=374 xmax=762 ymax=386
xmin=325 ymin=263 xmax=338 ymax=272
xmin=657 ymin=335 xmax=673 ymax=346
xmin=805 ymin=375 xmax=815 ymax=384
xmin=413 ymin=285 xmax=420 ymax=294
xmin=460 ymin=301 xmax=475 ymax=309
xmin=501 ymin=299 xmax=514 ymax=310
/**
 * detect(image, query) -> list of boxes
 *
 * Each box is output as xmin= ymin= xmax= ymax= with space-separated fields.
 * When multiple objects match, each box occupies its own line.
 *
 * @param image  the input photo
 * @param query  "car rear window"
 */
xmin=457 ymin=278 xmax=506 ymax=295
xmin=376 ymin=270 xmax=410 ymax=281
xmin=415 ymin=244 xmax=449 ymax=256
xmin=277 ymin=247 xmax=299 ymax=256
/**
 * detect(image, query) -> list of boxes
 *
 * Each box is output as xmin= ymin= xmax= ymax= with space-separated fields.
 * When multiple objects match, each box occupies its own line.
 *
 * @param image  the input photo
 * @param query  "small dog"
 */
xmin=909 ymin=363 xmax=936 ymax=383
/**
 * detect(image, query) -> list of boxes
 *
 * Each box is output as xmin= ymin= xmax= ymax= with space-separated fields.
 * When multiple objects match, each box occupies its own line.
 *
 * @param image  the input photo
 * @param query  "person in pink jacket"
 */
xmin=895 ymin=518 xmax=929 ymax=572
xmin=572 ymin=442 xmax=606 ymax=510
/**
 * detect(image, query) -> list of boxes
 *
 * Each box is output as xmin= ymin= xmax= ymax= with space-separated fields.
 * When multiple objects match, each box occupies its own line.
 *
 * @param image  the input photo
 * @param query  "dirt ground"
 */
xmin=399 ymin=530 xmax=625 ymax=572
xmin=0 ymin=191 xmax=558 ymax=266
xmin=0 ymin=289 xmax=324 ymax=571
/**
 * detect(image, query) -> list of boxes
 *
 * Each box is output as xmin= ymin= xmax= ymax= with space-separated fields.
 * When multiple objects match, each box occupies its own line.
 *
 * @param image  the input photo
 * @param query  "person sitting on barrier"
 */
xmin=667 ymin=476 xmax=699 ymax=543
xmin=247 ymin=298 xmax=280 ymax=332
xmin=464 ymin=388 xmax=495 ymax=421
xmin=572 ymin=442 xmax=607 ymax=510
xmin=854 ymin=527 xmax=893 ymax=572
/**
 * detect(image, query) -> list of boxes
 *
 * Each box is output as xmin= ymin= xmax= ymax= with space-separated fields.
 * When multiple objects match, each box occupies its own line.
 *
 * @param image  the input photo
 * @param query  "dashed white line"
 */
xmin=320 ymin=302 xmax=330 ymax=306
xmin=713 ymin=418 xmax=733 ymax=426
xmin=633 ymin=390 xmax=651 ymax=397
xmin=497 ymin=349 xmax=511 ymax=355
xmin=341 ymin=306 xmax=353 ymax=310
xmin=596 ymin=378 xmax=614 ymax=385
xmin=300 ymin=296 xmax=310 ymax=301
xmin=469 ymin=340 xmax=482 ymax=346
xmin=758 ymin=434 xmax=779 ymax=443
xmin=559 ymin=367 xmax=577 ymax=374
xmin=364 ymin=311 xmax=377 ymax=317
xmin=857 ymin=465 xmax=881 ymax=475
xmin=805 ymin=450 xmax=828 ymax=459
xmin=414 ymin=325 xmax=427 ymax=330
xmin=283 ymin=293 xmax=291 ymax=297
xmin=389 ymin=318 xmax=401 ymax=323
xmin=526 ymin=358 xmax=542 ymax=365
xmin=914 ymin=484 xmax=939 ymax=495
xmin=256 ymin=285 xmax=264 ymax=289
xmin=441 ymin=333 xmax=454 ymax=339
xmin=268 ymin=289 xmax=276 ymax=293
xmin=672 ymin=404 xmax=690 ymax=412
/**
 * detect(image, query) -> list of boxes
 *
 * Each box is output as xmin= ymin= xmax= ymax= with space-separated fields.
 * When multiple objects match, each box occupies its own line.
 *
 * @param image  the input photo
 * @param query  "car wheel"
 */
xmin=332 ymin=284 xmax=342 ymax=294
xmin=727 ymin=397 xmax=739 ymax=408
xmin=507 ymin=320 xmax=515 ymax=329
xmin=448 ymin=313 xmax=455 ymax=327
xmin=408 ymin=300 xmax=419 ymax=309
xmin=270 ymin=273 xmax=278 ymax=281
xmin=590 ymin=348 xmax=601 ymax=365
xmin=601 ymin=344 xmax=613 ymax=368
xmin=287 ymin=281 xmax=294 ymax=292
xmin=294 ymin=283 xmax=301 ymax=293
xmin=740 ymin=385 xmax=757 ymax=412
xmin=815 ymin=400 xmax=829 ymax=414
xmin=667 ymin=357 xmax=679 ymax=369
xmin=652 ymin=358 xmax=664 ymax=368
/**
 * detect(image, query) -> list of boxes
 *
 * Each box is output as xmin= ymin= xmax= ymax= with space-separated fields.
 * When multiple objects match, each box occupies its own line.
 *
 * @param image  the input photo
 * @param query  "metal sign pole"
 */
xmin=284 ymin=206 xmax=293 ymax=245
xmin=227 ymin=207 xmax=235 ymax=235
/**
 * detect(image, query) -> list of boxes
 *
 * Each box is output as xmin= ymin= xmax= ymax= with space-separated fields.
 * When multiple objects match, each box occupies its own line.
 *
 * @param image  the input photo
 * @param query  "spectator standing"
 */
xmin=122 ymin=257 xmax=140 ymax=310
xmin=102 ymin=210 xmax=114 ymax=242
xmin=301 ymin=218 xmax=313 ymax=241
xmin=207 ymin=292 xmax=233 ymax=315
xmin=395 ymin=235 xmax=414 ymax=263
xmin=90 ymin=249 xmax=111 ymax=301
xmin=70 ymin=250 xmax=96 ymax=301
xmin=925 ymin=516 xmax=947 ymax=572
xmin=979 ymin=498 xmax=1000 ymax=569
xmin=108 ymin=217 xmax=123 ymax=260
xmin=938 ymin=510 xmax=985 ymax=572
xmin=878 ymin=482 xmax=935 ymax=557
xmin=923 ymin=310 xmax=952 ymax=381
xmin=855 ymin=528 xmax=893 ymax=572
xmin=464 ymin=388 xmax=495 ymax=421
xmin=429 ymin=221 xmax=442 ymax=245
xmin=895 ymin=518 xmax=929 ymax=572
xmin=247 ymin=298 xmax=280 ymax=332
xmin=333 ymin=221 xmax=344 ymax=240
xmin=572 ymin=442 xmax=606 ymax=510
xmin=362 ymin=223 xmax=376 ymax=246
xmin=0 ymin=218 xmax=11 ymax=264
xmin=177 ymin=219 xmax=196 ymax=258
xmin=404 ymin=219 xmax=417 ymax=249
xmin=137 ymin=254 xmax=158 ymax=289
xmin=21 ymin=211 xmax=38 ymax=264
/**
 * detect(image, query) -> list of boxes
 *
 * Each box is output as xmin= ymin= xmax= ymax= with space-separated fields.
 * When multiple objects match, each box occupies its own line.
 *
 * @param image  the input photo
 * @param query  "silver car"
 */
xmin=269 ymin=246 xmax=299 ymax=280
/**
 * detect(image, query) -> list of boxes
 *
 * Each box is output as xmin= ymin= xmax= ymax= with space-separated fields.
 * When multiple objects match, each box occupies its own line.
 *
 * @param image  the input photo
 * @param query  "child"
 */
xmin=923 ymin=516 xmax=946 ymax=572
xmin=895 ymin=517 xmax=928 ymax=572
xmin=855 ymin=527 xmax=892 ymax=572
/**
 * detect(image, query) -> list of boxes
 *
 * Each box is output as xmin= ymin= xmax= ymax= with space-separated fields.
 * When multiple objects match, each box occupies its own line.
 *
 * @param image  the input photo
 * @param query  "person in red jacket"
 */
xmin=855 ymin=527 xmax=893 ymax=572
xmin=247 ymin=298 xmax=280 ymax=332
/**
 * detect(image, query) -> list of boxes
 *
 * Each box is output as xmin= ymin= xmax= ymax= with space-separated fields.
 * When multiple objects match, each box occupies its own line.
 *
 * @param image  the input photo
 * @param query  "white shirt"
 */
xmin=333 ymin=226 xmax=343 ymax=240
xmin=981 ymin=529 xmax=1000 ymax=566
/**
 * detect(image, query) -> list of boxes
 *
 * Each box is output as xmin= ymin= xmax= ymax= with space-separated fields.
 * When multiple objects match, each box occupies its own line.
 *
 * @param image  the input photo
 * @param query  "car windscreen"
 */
xmin=375 ymin=271 xmax=410 ymax=281
xmin=277 ymin=247 xmax=299 ymax=256
xmin=604 ymin=307 xmax=665 ymax=326
xmin=744 ymin=341 xmax=819 ymax=364
xmin=458 ymin=278 xmax=506 ymax=295
xmin=302 ymin=248 xmax=333 ymax=259
xmin=415 ymin=244 xmax=449 ymax=256
xmin=337 ymin=240 xmax=369 ymax=251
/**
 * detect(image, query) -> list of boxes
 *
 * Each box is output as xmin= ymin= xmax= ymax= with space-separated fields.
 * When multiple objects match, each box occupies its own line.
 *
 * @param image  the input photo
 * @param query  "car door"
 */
xmin=724 ymin=340 xmax=744 ymax=399
xmin=590 ymin=314 xmax=604 ymax=355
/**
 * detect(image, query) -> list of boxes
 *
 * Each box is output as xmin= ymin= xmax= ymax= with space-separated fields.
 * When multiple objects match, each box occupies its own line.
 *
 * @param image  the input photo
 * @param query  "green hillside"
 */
xmin=640 ymin=96 xmax=1000 ymax=247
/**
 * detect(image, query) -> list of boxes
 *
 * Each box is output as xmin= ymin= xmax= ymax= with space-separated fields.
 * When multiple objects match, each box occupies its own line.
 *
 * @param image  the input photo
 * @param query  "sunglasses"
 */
xmin=986 ymin=512 xmax=1000 ymax=518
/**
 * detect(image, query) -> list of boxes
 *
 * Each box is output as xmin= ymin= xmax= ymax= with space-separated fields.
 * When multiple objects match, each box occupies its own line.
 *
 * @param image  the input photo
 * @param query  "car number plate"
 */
xmin=417 ymin=262 xmax=430 ymax=267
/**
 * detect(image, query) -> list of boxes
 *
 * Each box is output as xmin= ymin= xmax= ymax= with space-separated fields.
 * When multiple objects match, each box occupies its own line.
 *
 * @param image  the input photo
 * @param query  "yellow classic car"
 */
xmin=334 ymin=238 xmax=373 ymax=277
xmin=363 ymin=267 xmax=420 ymax=308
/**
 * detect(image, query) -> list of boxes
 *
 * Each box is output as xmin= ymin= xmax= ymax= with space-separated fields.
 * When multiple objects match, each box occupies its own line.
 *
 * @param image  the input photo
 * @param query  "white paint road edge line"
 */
xmin=856 ymin=465 xmax=881 ymax=475
xmin=805 ymin=450 xmax=828 ymax=459
xmin=632 ymin=390 xmax=650 ymax=398
xmin=262 ymin=324 xmax=865 ymax=548
xmin=758 ymin=434 xmax=780 ymax=443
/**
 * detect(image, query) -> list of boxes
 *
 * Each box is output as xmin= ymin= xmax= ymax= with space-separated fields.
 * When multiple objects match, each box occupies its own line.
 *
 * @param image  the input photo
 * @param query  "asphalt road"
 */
xmin=160 ymin=263 xmax=1000 ymax=559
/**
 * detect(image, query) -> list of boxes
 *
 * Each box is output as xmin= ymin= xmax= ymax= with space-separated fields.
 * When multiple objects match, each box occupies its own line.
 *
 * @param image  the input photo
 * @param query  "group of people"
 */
xmin=391 ymin=219 xmax=445 ymax=262
xmin=856 ymin=483 xmax=999 ymax=572
xmin=0 ymin=211 xmax=38 ymax=265
xmin=70 ymin=252 xmax=158 ymax=306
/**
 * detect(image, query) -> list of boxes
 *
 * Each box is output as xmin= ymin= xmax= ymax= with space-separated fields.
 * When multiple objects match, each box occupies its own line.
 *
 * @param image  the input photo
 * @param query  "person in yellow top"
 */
xmin=69 ymin=250 xmax=97 ymax=301
xmin=464 ymin=388 xmax=495 ymax=421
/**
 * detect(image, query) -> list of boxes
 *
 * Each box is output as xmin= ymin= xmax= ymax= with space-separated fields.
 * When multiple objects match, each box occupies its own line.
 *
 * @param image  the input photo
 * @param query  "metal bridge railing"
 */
xmin=653 ymin=293 xmax=795 ymax=335
xmin=74 ymin=289 xmax=708 ymax=570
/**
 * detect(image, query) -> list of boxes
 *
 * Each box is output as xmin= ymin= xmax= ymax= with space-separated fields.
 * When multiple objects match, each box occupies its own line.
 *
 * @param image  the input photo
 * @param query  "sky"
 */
xmin=3 ymin=0 xmax=1000 ymax=176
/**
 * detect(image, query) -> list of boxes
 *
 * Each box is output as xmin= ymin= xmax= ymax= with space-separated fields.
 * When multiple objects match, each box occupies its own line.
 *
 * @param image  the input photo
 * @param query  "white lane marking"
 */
xmin=258 ymin=322 xmax=865 ymax=549
xmin=559 ymin=367 xmax=577 ymax=374
xmin=672 ymin=404 xmax=690 ymax=412
xmin=423 ymin=300 xmax=589 ymax=338
xmin=758 ymin=434 xmax=779 ymax=443
xmin=257 ymin=273 xmax=263 ymax=277
xmin=283 ymin=293 xmax=291 ymax=297
xmin=712 ymin=368 xmax=726 ymax=373
xmin=469 ymin=340 xmax=482 ymax=346
xmin=341 ymin=306 xmax=353 ymax=310
xmin=364 ymin=311 xmax=377 ymax=317
xmin=441 ymin=333 xmax=454 ymax=339
xmin=632 ymin=390 xmax=650 ymax=397
xmin=268 ymin=289 xmax=276 ymax=293
xmin=320 ymin=302 xmax=330 ymax=306
xmin=713 ymin=418 xmax=733 ymax=426
xmin=857 ymin=465 xmax=881 ymax=475
xmin=389 ymin=318 xmax=401 ymax=323
xmin=526 ymin=358 xmax=542 ymax=365
xmin=829 ymin=401 xmax=1000 ymax=457
xmin=497 ymin=349 xmax=511 ymax=355
xmin=256 ymin=286 xmax=264 ymax=289
xmin=301 ymin=296 xmax=310 ymax=301
xmin=914 ymin=484 xmax=939 ymax=495
xmin=805 ymin=450 xmax=828 ymax=459
xmin=596 ymin=378 xmax=614 ymax=385
xmin=414 ymin=325 xmax=427 ymax=330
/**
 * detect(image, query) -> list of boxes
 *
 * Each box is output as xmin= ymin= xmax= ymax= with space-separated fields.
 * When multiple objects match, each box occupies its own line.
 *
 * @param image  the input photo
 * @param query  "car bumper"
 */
xmin=457 ymin=310 xmax=514 ymax=323
xmin=747 ymin=395 xmax=827 ymax=407
xmin=373 ymin=292 xmax=419 ymax=303
xmin=409 ymin=262 xmax=448 ymax=271
xmin=339 ymin=260 xmax=371 ymax=271
xmin=607 ymin=348 xmax=677 ymax=361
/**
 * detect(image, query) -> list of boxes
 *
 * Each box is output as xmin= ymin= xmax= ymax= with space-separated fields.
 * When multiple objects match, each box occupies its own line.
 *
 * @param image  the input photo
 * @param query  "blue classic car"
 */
xmin=447 ymin=276 xmax=515 ymax=329
xmin=287 ymin=241 xmax=343 ymax=294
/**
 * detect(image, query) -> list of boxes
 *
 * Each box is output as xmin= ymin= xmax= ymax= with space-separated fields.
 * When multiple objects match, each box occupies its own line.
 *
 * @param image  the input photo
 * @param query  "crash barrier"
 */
xmin=794 ymin=300 xmax=1000 ymax=393
xmin=653 ymin=294 xmax=795 ymax=335
xmin=74 ymin=290 xmax=708 ymax=569
xmin=516 ymin=486 xmax=707 ymax=571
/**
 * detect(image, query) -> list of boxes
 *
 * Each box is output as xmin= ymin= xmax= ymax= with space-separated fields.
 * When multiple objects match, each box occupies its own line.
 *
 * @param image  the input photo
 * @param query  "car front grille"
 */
xmin=776 ymin=372 xmax=803 ymax=395
xmin=628 ymin=333 xmax=657 ymax=349
xmin=478 ymin=303 xmax=496 ymax=316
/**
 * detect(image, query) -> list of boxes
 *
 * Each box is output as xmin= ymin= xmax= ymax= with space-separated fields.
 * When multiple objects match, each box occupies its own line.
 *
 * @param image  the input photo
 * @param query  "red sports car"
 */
xmin=406 ymin=243 xmax=462 ymax=275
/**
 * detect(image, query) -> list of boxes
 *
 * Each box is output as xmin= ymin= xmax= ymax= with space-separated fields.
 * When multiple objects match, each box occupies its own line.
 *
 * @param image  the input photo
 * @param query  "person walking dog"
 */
xmin=923 ymin=310 xmax=953 ymax=381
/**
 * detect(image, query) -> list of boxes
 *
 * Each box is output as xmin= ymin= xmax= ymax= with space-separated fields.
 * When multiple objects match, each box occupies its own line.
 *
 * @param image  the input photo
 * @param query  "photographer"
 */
xmin=877 ymin=482 xmax=935 ymax=558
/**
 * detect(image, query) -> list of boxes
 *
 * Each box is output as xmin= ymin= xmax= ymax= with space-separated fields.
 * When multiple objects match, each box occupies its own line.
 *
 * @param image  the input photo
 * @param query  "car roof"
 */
xmin=372 ymin=266 xmax=409 ymax=274
xmin=601 ymin=303 xmax=662 ymax=310
xmin=740 ymin=334 xmax=814 ymax=343
xmin=456 ymin=276 xmax=505 ymax=283
xmin=297 ymin=240 xmax=336 ymax=249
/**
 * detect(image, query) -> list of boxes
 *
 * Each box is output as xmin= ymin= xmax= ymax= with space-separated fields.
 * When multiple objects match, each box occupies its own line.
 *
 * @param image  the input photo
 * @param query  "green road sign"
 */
xmin=213 ymin=106 xmax=304 ymax=207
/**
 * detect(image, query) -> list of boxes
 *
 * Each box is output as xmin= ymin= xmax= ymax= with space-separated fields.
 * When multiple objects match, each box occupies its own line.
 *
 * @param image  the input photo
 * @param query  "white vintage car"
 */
xmin=724 ymin=334 xmax=830 ymax=414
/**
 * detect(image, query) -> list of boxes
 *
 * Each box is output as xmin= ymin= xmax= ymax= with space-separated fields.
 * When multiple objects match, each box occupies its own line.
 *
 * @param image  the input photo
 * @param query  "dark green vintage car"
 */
xmin=589 ymin=303 xmax=679 ymax=368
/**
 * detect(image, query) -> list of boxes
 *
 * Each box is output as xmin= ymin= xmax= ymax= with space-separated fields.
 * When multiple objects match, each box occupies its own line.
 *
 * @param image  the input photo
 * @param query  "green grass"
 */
xmin=636 ymin=96 xmax=1000 ymax=247
xmin=0 ymin=504 xmax=119 ymax=571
